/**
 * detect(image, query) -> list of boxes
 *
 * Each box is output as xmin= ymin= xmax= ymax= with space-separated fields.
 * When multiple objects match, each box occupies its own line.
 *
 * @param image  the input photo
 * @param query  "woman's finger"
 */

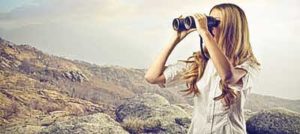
xmin=198 ymin=13 xmax=204 ymax=19
xmin=187 ymin=28 xmax=197 ymax=34
xmin=193 ymin=14 xmax=198 ymax=20
xmin=194 ymin=13 xmax=199 ymax=18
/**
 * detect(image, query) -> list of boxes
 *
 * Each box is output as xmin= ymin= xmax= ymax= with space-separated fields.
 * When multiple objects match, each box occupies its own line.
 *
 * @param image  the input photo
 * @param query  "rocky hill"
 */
xmin=0 ymin=37 xmax=299 ymax=133
xmin=245 ymin=93 xmax=300 ymax=113
xmin=0 ymin=37 xmax=191 ymax=126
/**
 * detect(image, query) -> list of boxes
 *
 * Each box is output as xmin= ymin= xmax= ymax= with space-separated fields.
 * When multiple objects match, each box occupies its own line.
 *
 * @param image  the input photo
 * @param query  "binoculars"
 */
xmin=172 ymin=16 xmax=220 ymax=60
xmin=172 ymin=16 xmax=220 ymax=32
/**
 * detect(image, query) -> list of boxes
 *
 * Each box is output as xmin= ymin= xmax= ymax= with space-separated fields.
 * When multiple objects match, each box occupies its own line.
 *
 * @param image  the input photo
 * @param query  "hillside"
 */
xmin=0 ymin=37 xmax=299 ymax=133
xmin=246 ymin=93 xmax=300 ymax=113
xmin=0 ymin=37 xmax=192 ymax=127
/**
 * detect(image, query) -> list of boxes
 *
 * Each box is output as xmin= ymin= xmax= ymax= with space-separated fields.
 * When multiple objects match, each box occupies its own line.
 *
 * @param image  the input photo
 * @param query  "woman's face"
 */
xmin=209 ymin=9 xmax=222 ymax=41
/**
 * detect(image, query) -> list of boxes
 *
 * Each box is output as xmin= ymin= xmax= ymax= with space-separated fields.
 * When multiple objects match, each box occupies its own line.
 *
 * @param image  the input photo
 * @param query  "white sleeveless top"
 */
xmin=162 ymin=59 xmax=261 ymax=134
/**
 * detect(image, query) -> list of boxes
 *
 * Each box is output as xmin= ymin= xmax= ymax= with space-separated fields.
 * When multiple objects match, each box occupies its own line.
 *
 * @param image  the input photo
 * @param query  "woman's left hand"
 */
xmin=193 ymin=13 xmax=210 ymax=36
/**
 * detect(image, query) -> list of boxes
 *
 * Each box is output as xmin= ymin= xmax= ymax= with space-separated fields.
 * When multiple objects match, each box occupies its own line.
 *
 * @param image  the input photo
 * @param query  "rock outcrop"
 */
xmin=246 ymin=107 xmax=300 ymax=134
xmin=2 ymin=113 xmax=129 ymax=134
xmin=115 ymin=93 xmax=191 ymax=134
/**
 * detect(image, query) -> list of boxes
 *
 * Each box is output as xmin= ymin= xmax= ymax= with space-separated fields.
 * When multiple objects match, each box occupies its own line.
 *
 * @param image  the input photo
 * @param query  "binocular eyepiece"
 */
xmin=172 ymin=16 xmax=220 ymax=32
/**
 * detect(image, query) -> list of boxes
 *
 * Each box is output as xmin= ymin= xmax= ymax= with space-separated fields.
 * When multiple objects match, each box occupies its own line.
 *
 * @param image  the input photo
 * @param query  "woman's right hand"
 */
xmin=172 ymin=15 xmax=197 ymax=42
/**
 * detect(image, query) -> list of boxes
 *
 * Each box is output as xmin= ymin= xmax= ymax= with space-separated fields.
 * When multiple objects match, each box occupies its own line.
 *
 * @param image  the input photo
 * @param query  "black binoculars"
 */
xmin=172 ymin=16 xmax=220 ymax=32
xmin=172 ymin=16 xmax=220 ymax=60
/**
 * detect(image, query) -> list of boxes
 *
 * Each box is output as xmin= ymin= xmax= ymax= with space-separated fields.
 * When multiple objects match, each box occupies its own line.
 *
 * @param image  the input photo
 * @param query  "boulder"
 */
xmin=115 ymin=93 xmax=191 ymax=134
xmin=246 ymin=107 xmax=300 ymax=134
xmin=40 ymin=112 xmax=128 ymax=134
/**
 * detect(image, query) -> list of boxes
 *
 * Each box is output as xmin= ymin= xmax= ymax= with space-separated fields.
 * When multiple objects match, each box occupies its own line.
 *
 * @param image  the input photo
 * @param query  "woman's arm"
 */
xmin=193 ymin=13 xmax=246 ymax=84
xmin=145 ymin=15 xmax=196 ymax=84
xmin=144 ymin=35 xmax=180 ymax=84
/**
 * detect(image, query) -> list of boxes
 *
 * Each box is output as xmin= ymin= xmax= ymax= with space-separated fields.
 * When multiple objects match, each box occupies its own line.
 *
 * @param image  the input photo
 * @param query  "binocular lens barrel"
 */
xmin=172 ymin=16 xmax=220 ymax=32
xmin=172 ymin=18 xmax=187 ymax=31
xmin=184 ymin=16 xmax=196 ymax=30
xmin=207 ymin=16 xmax=220 ymax=28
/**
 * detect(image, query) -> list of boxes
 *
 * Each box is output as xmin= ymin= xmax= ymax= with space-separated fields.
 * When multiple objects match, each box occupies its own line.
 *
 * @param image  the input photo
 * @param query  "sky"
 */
xmin=0 ymin=0 xmax=299 ymax=100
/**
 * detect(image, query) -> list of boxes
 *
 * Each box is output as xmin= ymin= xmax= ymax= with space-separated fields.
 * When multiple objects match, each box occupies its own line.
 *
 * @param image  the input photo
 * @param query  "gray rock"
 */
xmin=1 ymin=125 xmax=45 ymax=134
xmin=115 ymin=93 xmax=191 ymax=134
xmin=39 ymin=112 xmax=128 ymax=134
xmin=2 ymin=112 xmax=126 ymax=134
xmin=63 ymin=71 xmax=88 ymax=82
xmin=175 ymin=103 xmax=194 ymax=117
xmin=246 ymin=107 xmax=300 ymax=134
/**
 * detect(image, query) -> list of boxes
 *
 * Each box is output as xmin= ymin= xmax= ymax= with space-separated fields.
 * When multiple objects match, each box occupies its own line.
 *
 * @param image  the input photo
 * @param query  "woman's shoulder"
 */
xmin=236 ymin=59 xmax=262 ymax=78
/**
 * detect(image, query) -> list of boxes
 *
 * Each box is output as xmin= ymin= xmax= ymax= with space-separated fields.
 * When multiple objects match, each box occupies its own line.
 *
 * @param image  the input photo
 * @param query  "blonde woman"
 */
xmin=145 ymin=3 xmax=261 ymax=134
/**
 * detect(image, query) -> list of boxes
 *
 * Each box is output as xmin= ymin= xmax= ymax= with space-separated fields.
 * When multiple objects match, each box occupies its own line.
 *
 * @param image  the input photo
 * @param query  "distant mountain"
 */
xmin=246 ymin=93 xmax=300 ymax=113
xmin=0 ymin=37 xmax=299 ymax=133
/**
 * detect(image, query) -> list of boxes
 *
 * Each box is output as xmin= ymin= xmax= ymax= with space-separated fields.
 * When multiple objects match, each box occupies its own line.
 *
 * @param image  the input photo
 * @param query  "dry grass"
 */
xmin=1 ymin=101 xmax=20 ymax=120
xmin=29 ymin=99 xmax=61 ymax=114
xmin=121 ymin=116 xmax=161 ymax=134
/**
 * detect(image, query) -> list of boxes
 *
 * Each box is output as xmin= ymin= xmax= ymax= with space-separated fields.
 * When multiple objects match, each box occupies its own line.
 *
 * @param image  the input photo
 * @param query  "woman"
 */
xmin=144 ymin=3 xmax=261 ymax=134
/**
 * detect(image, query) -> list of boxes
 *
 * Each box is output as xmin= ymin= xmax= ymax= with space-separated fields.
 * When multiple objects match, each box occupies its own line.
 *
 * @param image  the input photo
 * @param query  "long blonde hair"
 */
xmin=179 ymin=3 xmax=261 ymax=108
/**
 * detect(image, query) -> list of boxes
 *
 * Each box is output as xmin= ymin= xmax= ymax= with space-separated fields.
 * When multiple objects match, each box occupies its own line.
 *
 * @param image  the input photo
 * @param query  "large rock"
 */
xmin=246 ymin=107 xmax=300 ymax=134
xmin=40 ymin=112 xmax=129 ymax=134
xmin=115 ymin=93 xmax=191 ymax=134
xmin=1 ymin=124 xmax=44 ymax=134
xmin=2 ymin=112 xmax=128 ymax=134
